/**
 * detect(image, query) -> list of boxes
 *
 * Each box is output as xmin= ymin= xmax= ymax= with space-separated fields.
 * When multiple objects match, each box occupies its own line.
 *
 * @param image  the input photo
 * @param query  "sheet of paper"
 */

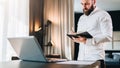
xmin=56 ymin=60 xmax=96 ymax=65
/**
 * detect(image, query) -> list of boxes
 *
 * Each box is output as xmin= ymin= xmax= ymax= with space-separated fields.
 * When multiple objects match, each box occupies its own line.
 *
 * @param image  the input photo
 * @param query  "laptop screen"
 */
xmin=8 ymin=36 xmax=47 ymax=62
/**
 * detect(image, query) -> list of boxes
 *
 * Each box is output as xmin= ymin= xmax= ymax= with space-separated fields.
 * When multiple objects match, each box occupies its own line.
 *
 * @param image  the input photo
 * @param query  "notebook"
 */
xmin=8 ymin=36 xmax=67 ymax=62
xmin=67 ymin=31 xmax=93 ymax=39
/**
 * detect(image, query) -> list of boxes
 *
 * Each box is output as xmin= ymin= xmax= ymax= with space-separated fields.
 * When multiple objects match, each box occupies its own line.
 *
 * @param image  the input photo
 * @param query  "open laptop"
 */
xmin=8 ymin=36 xmax=67 ymax=62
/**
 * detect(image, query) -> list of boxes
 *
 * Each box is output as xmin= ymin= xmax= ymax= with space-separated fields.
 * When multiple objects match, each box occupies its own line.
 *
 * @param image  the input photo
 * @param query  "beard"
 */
xmin=83 ymin=5 xmax=94 ymax=16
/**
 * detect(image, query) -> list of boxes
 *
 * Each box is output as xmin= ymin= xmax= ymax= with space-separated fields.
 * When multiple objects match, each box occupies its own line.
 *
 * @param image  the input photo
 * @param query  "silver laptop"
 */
xmin=8 ymin=36 xmax=67 ymax=62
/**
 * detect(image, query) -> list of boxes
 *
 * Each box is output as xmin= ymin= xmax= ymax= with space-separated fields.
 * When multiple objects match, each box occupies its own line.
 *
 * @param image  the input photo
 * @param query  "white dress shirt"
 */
xmin=77 ymin=7 xmax=113 ymax=60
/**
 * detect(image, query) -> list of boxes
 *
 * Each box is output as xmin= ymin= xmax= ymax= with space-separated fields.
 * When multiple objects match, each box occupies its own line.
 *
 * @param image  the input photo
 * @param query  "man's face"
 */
xmin=81 ymin=0 xmax=95 ymax=15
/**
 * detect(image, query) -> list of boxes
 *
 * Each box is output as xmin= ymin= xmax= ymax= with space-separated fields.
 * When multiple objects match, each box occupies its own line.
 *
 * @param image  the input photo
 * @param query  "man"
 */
xmin=72 ymin=0 xmax=113 ymax=61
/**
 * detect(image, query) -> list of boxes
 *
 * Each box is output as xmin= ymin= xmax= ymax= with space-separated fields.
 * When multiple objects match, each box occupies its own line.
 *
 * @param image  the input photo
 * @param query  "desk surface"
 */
xmin=0 ymin=60 xmax=100 ymax=68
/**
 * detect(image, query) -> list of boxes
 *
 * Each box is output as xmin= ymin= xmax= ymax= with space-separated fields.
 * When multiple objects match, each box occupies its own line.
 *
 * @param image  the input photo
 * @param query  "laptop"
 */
xmin=8 ymin=36 xmax=67 ymax=62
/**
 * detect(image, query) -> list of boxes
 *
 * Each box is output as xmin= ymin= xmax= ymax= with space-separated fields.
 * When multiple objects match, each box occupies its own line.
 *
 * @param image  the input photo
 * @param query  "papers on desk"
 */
xmin=56 ymin=60 xmax=96 ymax=65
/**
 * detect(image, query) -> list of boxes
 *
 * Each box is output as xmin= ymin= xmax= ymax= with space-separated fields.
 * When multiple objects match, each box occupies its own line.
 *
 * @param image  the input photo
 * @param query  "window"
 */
xmin=0 ymin=0 xmax=29 ymax=61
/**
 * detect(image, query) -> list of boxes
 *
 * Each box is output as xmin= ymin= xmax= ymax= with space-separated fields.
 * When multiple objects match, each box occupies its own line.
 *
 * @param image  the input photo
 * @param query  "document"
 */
xmin=57 ymin=60 xmax=96 ymax=65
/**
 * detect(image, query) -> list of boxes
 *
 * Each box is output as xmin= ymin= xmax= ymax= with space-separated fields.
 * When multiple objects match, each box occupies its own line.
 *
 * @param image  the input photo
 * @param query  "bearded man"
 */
xmin=72 ymin=0 xmax=113 ymax=67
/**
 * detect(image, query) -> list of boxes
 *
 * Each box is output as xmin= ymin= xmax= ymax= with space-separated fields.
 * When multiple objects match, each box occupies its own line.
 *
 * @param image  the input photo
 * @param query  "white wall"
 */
xmin=74 ymin=0 xmax=120 ymax=12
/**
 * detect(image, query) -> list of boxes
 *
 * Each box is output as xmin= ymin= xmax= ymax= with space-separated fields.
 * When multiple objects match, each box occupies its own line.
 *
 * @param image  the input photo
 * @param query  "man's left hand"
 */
xmin=72 ymin=36 xmax=87 ymax=44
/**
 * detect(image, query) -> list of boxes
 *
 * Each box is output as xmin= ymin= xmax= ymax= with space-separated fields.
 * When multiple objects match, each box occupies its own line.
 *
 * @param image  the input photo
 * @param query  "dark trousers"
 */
xmin=98 ymin=60 xmax=106 ymax=68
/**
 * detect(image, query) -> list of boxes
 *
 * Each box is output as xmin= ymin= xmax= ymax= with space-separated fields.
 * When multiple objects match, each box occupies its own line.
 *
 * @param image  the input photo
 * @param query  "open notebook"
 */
xmin=67 ymin=31 xmax=93 ymax=39
xmin=8 ymin=36 xmax=67 ymax=62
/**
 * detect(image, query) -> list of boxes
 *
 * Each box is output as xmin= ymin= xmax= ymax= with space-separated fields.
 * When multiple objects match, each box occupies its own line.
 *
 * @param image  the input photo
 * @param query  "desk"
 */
xmin=0 ymin=60 xmax=100 ymax=68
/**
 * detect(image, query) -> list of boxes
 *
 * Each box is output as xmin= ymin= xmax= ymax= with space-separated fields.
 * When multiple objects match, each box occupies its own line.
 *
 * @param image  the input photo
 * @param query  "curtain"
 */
xmin=44 ymin=0 xmax=74 ymax=60
xmin=0 ymin=0 xmax=29 ymax=61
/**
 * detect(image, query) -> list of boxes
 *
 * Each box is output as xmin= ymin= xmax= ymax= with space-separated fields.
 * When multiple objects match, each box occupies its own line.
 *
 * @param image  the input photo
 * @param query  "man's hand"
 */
xmin=69 ymin=29 xmax=86 ymax=43
xmin=72 ymin=36 xmax=87 ymax=44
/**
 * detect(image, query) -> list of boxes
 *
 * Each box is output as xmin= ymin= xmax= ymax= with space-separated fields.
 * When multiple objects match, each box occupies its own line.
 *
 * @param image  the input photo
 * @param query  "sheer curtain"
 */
xmin=0 ymin=0 xmax=29 ymax=61
xmin=44 ymin=0 xmax=74 ymax=60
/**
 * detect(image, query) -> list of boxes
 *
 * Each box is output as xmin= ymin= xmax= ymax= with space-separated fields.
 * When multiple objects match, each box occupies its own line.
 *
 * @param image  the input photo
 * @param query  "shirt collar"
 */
xmin=84 ymin=7 xmax=99 ymax=16
xmin=90 ymin=7 xmax=99 ymax=15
